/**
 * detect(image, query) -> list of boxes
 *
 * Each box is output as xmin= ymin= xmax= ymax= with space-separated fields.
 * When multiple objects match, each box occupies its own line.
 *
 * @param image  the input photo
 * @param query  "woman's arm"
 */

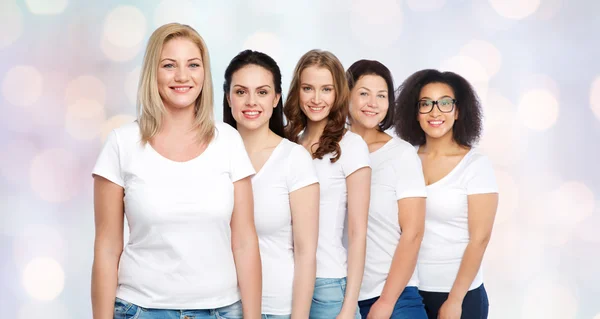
xmin=439 ymin=193 xmax=499 ymax=319
xmin=91 ymin=176 xmax=125 ymax=319
xmin=289 ymin=183 xmax=320 ymax=319
xmin=231 ymin=176 xmax=261 ymax=319
xmin=367 ymin=197 xmax=425 ymax=318
xmin=339 ymin=167 xmax=371 ymax=318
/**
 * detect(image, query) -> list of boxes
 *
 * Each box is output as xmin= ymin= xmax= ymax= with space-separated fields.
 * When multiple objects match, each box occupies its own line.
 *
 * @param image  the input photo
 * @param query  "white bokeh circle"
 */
xmin=101 ymin=6 xmax=146 ymax=61
xmin=350 ymin=0 xmax=403 ymax=48
xmin=65 ymin=99 xmax=107 ymax=140
xmin=25 ymin=0 xmax=68 ymax=15
xmin=517 ymin=89 xmax=559 ymax=131
xmin=30 ymin=148 xmax=80 ymax=203
xmin=65 ymin=75 xmax=107 ymax=106
xmin=406 ymin=0 xmax=446 ymax=11
xmin=440 ymin=55 xmax=490 ymax=101
xmin=103 ymin=5 xmax=147 ymax=48
xmin=22 ymin=257 xmax=65 ymax=301
xmin=590 ymin=76 xmax=600 ymax=121
xmin=489 ymin=0 xmax=541 ymax=20
xmin=459 ymin=40 xmax=502 ymax=78
xmin=242 ymin=32 xmax=284 ymax=65
xmin=101 ymin=114 xmax=137 ymax=142
xmin=2 ymin=65 xmax=43 ymax=108
xmin=0 ymin=0 xmax=23 ymax=49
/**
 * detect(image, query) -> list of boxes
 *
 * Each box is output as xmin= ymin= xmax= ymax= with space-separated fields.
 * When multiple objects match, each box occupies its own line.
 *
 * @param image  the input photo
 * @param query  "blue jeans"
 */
xmin=113 ymin=298 xmax=243 ymax=319
xmin=262 ymin=315 xmax=290 ymax=319
xmin=358 ymin=286 xmax=427 ymax=319
xmin=309 ymin=277 xmax=361 ymax=319
xmin=419 ymin=284 xmax=489 ymax=319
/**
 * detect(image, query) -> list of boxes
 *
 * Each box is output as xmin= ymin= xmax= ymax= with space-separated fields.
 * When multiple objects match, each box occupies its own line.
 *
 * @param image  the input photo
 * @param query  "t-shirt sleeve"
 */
xmin=394 ymin=148 xmax=427 ymax=200
xmin=287 ymin=145 xmax=319 ymax=192
xmin=227 ymin=127 xmax=256 ymax=182
xmin=341 ymin=135 xmax=370 ymax=177
xmin=92 ymin=130 xmax=124 ymax=187
xmin=465 ymin=154 xmax=498 ymax=195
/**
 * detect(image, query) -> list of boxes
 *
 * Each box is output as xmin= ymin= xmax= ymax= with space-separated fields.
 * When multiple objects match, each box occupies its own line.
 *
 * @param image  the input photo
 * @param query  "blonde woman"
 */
xmin=91 ymin=23 xmax=261 ymax=319
xmin=284 ymin=50 xmax=370 ymax=319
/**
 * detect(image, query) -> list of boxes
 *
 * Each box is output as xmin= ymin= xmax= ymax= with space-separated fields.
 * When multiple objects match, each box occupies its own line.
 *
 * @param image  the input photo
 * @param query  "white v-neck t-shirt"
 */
xmin=92 ymin=121 xmax=255 ymax=309
xmin=417 ymin=147 xmax=498 ymax=292
xmin=359 ymin=137 xmax=427 ymax=301
xmin=252 ymin=138 xmax=318 ymax=315
xmin=313 ymin=131 xmax=370 ymax=278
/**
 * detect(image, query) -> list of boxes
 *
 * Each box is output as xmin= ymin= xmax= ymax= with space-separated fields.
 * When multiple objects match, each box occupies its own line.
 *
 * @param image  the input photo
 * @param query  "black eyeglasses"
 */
xmin=417 ymin=98 xmax=456 ymax=114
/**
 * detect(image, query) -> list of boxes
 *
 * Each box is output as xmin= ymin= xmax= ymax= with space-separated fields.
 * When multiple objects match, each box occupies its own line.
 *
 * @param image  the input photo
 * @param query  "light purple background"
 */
xmin=1 ymin=0 xmax=599 ymax=318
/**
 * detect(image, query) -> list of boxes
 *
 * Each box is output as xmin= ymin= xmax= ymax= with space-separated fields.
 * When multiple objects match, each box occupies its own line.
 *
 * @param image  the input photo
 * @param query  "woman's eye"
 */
xmin=302 ymin=87 xmax=312 ymax=92
xmin=189 ymin=63 xmax=201 ymax=68
xmin=258 ymin=90 xmax=268 ymax=95
xmin=235 ymin=90 xmax=245 ymax=95
xmin=378 ymin=94 xmax=386 ymax=99
xmin=323 ymin=87 xmax=332 ymax=92
xmin=163 ymin=63 xmax=175 ymax=68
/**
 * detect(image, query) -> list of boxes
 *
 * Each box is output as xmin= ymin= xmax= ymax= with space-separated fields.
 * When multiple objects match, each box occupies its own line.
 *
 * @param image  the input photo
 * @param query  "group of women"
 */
xmin=91 ymin=23 xmax=499 ymax=319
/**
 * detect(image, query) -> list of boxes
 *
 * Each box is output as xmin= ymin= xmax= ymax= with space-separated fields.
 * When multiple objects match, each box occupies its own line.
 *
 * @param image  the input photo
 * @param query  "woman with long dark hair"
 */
xmin=223 ymin=49 xmax=320 ymax=319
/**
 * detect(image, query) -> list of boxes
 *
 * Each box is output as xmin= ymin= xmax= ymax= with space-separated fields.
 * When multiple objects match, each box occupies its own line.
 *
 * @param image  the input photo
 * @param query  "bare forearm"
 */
xmin=234 ymin=241 xmax=262 ymax=319
xmin=342 ymin=231 xmax=366 ymax=313
xmin=291 ymin=252 xmax=316 ymax=319
xmin=448 ymin=241 xmax=489 ymax=302
xmin=379 ymin=234 xmax=422 ymax=304
xmin=91 ymin=255 xmax=119 ymax=319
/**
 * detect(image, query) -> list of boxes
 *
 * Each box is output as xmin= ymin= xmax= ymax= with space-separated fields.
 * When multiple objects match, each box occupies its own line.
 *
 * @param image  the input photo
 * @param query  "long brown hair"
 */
xmin=284 ymin=49 xmax=349 ymax=163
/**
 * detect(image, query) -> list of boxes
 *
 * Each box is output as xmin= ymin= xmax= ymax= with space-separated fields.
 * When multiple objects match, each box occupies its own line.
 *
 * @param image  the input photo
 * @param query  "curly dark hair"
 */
xmin=394 ymin=69 xmax=482 ymax=147
xmin=222 ymin=49 xmax=284 ymax=137
xmin=283 ymin=49 xmax=349 ymax=163
xmin=346 ymin=59 xmax=395 ymax=132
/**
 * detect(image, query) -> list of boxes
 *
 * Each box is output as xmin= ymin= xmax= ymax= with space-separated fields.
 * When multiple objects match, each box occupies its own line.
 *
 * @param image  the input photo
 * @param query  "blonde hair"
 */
xmin=137 ymin=23 xmax=214 ymax=144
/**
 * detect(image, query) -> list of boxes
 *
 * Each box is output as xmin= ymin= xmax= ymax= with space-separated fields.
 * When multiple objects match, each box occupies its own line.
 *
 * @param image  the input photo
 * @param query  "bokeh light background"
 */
xmin=1 ymin=0 xmax=599 ymax=318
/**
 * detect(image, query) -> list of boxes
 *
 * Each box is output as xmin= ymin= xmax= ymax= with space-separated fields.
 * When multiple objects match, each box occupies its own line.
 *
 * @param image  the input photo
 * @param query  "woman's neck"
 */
xmin=421 ymin=133 xmax=463 ymax=156
xmin=238 ymin=123 xmax=274 ymax=153
xmin=349 ymin=123 xmax=379 ymax=145
xmin=159 ymin=105 xmax=196 ymax=136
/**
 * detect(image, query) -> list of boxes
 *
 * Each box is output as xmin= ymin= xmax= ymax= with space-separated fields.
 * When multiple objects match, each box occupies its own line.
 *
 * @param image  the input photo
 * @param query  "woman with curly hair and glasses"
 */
xmin=284 ymin=49 xmax=370 ymax=319
xmin=395 ymin=69 xmax=499 ymax=319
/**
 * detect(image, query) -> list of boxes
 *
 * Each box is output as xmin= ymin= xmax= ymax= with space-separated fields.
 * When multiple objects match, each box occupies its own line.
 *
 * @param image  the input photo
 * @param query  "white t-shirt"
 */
xmin=417 ymin=148 xmax=498 ymax=292
xmin=313 ymin=131 xmax=370 ymax=278
xmin=92 ymin=121 xmax=255 ymax=309
xmin=253 ymin=138 xmax=319 ymax=315
xmin=359 ymin=137 xmax=427 ymax=301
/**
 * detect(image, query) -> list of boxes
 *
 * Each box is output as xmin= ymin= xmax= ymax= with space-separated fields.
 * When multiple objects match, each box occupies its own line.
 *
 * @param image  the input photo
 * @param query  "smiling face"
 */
xmin=156 ymin=37 xmax=204 ymax=111
xmin=417 ymin=82 xmax=458 ymax=141
xmin=298 ymin=66 xmax=336 ymax=124
xmin=227 ymin=64 xmax=280 ymax=131
xmin=349 ymin=74 xmax=389 ymax=130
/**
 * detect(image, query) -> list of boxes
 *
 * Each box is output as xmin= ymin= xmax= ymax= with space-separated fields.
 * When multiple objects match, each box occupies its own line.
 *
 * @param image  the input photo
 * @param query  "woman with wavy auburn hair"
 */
xmin=91 ymin=23 xmax=261 ymax=319
xmin=284 ymin=49 xmax=371 ymax=319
